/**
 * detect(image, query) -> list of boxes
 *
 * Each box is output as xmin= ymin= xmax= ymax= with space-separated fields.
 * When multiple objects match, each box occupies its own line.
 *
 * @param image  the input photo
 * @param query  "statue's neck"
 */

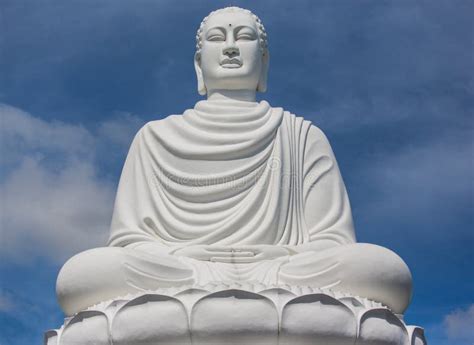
xmin=207 ymin=90 xmax=257 ymax=103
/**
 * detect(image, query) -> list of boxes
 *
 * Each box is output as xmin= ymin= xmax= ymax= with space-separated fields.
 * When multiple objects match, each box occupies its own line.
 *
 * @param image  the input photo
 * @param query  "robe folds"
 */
xmin=109 ymin=100 xmax=355 ymax=249
xmin=57 ymin=100 xmax=413 ymax=316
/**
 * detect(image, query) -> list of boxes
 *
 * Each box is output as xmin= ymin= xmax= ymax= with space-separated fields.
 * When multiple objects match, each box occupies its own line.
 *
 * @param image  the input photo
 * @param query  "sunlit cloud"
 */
xmin=444 ymin=304 xmax=474 ymax=341
xmin=0 ymin=104 xmax=144 ymax=264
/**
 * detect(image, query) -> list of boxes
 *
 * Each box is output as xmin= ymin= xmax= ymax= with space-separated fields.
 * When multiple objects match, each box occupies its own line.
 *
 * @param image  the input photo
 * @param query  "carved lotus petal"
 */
xmin=45 ymin=285 xmax=428 ymax=345
xmin=191 ymin=290 xmax=279 ymax=345
xmin=60 ymin=311 xmax=109 ymax=345
xmin=358 ymin=309 xmax=409 ymax=345
xmin=280 ymin=294 xmax=357 ymax=345
xmin=111 ymin=294 xmax=191 ymax=345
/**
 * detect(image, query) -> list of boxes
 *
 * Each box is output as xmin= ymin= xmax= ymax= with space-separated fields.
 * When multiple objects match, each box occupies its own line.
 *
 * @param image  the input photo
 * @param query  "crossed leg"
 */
xmin=278 ymin=243 xmax=413 ymax=314
xmin=57 ymin=243 xmax=412 ymax=316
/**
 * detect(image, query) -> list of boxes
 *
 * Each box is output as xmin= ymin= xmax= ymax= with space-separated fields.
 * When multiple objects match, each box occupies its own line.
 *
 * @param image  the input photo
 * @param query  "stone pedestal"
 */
xmin=45 ymin=283 xmax=427 ymax=345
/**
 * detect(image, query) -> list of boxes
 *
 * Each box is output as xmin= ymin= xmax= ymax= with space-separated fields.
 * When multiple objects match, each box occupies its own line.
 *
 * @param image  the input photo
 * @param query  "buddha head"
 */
xmin=194 ymin=7 xmax=269 ymax=96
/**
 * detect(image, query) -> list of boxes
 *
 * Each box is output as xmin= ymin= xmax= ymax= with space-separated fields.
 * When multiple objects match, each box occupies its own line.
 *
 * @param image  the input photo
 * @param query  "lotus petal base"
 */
xmin=45 ymin=283 xmax=427 ymax=345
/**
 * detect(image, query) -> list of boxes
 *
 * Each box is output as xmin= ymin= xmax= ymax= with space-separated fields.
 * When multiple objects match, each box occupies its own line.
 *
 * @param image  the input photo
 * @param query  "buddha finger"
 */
xmin=232 ymin=251 xmax=256 ymax=257
xmin=232 ymin=246 xmax=260 ymax=254
xmin=210 ymin=257 xmax=257 ymax=264
xmin=205 ymin=246 xmax=234 ymax=252
xmin=206 ymin=251 xmax=255 ymax=258
xmin=209 ymin=256 xmax=229 ymax=263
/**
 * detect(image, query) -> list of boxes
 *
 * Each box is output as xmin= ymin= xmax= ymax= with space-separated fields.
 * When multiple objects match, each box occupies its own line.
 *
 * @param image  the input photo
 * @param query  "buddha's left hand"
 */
xmin=210 ymin=245 xmax=291 ymax=263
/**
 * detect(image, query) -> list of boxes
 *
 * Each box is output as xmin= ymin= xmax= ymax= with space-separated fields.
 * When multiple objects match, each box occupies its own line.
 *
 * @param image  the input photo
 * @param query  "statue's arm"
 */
xmin=288 ymin=125 xmax=356 ymax=254
xmin=107 ymin=123 xmax=173 ymax=251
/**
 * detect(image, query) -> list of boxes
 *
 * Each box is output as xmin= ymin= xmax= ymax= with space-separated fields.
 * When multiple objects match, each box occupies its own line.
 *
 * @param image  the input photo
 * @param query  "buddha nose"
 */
xmin=223 ymin=38 xmax=239 ymax=58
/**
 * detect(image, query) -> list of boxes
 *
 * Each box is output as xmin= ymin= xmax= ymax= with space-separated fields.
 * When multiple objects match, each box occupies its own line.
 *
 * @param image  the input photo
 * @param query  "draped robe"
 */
xmin=106 ymin=100 xmax=356 ymax=286
xmin=57 ymin=100 xmax=413 ymax=316
xmin=109 ymin=100 xmax=355 ymax=249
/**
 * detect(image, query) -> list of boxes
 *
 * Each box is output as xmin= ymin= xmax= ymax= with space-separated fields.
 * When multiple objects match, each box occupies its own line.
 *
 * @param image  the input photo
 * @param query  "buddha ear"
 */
xmin=194 ymin=52 xmax=207 ymax=96
xmin=257 ymin=49 xmax=269 ymax=93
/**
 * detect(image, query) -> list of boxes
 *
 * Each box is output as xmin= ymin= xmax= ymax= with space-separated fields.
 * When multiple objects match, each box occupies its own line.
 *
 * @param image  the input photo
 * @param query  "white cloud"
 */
xmin=0 ymin=104 xmax=144 ymax=264
xmin=1 ymin=157 xmax=112 ymax=263
xmin=0 ymin=104 xmax=94 ymax=170
xmin=444 ymin=304 xmax=474 ymax=341
xmin=97 ymin=112 xmax=143 ymax=149
xmin=358 ymin=127 xmax=473 ymax=230
xmin=0 ymin=291 xmax=14 ymax=312
xmin=0 ymin=105 xmax=94 ymax=152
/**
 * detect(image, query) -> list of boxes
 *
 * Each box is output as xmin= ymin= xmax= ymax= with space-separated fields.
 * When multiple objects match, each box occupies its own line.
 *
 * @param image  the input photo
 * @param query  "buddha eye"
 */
xmin=206 ymin=28 xmax=226 ymax=42
xmin=207 ymin=34 xmax=225 ymax=42
xmin=235 ymin=26 xmax=257 ymax=41
xmin=236 ymin=34 xmax=255 ymax=41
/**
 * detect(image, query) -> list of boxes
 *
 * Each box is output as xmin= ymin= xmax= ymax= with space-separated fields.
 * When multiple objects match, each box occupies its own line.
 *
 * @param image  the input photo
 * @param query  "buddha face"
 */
xmin=195 ymin=9 xmax=269 ymax=95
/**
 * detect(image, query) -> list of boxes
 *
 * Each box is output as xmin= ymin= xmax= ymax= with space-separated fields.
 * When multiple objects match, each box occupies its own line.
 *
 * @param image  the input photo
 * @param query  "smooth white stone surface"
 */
xmin=49 ymin=5 xmax=427 ymax=344
xmin=46 ymin=284 xmax=427 ymax=345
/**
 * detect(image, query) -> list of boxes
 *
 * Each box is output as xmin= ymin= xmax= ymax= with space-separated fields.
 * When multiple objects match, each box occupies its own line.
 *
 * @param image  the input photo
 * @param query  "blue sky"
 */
xmin=0 ymin=0 xmax=472 ymax=344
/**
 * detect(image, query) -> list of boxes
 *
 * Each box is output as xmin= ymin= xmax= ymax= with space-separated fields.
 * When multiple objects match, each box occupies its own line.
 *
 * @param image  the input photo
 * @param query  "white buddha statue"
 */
xmin=56 ymin=7 xmax=412 ymax=318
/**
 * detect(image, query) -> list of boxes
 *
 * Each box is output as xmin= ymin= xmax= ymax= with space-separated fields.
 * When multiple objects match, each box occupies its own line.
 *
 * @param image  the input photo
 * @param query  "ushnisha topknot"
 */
xmin=195 ymin=7 xmax=268 ymax=55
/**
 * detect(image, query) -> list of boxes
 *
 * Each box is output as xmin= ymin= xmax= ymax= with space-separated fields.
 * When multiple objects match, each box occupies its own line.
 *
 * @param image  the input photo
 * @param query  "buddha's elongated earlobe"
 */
xmin=194 ymin=53 xmax=207 ymax=95
xmin=257 ymin=50 xmax=269 ymax=92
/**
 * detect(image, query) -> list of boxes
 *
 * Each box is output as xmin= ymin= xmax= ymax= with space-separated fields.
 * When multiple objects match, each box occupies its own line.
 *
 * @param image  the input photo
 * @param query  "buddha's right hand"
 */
xmin=171 ymin=245 xmax=256 ymax=262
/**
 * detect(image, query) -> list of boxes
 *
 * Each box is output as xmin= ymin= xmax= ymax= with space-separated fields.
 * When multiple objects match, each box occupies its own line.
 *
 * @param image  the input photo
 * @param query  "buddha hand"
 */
xmin=172 ymin=245 xmax=291 ymax=263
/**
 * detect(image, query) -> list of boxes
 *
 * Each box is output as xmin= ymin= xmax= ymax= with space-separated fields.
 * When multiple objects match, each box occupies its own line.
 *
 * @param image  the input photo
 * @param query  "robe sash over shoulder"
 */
xmin=108 ymin=100 xmax=355 ymax=248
